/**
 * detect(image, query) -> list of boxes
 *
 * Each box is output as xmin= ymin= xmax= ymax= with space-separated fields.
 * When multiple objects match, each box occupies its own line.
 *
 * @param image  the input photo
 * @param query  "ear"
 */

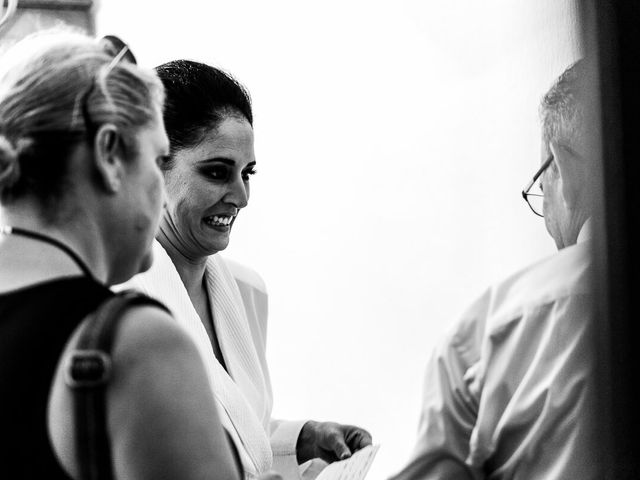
xmin=92 ymin=123 xmax=125 ymax=193
xmin=549 ymin=141 xmax=587 ymax=210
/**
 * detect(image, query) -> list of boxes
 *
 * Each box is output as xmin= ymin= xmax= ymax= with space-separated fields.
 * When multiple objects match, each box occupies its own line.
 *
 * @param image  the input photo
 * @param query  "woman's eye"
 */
xmin=242 ymin=168 xmax=257 ymax=181
xmin=206 ymin=165 xmax=230 ymax=181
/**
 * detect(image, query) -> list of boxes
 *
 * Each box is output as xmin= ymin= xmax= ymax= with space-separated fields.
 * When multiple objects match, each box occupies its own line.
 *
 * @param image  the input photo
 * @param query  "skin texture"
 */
xmin=159 ymin=117 xmax=256 ymax=262
xmin=540 ymin=140 xmax=590 ymax=250
xmin=297 ymin=421 xmax=373 ymax=464
xmin=101 ymin=110 xmax=169 ymax=283
xmin=48 ymin=306 xmax=240 ymax=480
xmin=0 ymin=113 xmax=169 ymax=288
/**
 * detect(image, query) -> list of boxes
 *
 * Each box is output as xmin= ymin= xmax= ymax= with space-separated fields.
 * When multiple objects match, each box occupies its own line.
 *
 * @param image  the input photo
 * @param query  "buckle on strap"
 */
xmin=65 ymin=350 xmax=112 ymax=388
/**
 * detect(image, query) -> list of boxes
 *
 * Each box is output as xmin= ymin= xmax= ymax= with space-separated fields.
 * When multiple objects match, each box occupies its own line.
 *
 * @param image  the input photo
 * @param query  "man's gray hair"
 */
xmin=540 ymin=59 xmax=596 ymax=156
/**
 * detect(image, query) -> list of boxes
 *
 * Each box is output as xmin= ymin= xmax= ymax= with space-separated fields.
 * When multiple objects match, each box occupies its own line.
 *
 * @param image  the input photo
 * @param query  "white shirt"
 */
xmin=392 ymin=224 xmax=600 ymax=479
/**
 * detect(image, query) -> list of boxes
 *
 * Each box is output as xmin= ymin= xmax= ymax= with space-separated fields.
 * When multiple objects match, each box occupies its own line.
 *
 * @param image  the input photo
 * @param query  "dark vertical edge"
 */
xmin=576 ymin=1 xmax=614 ymax=476
xmin=581 ymin=1 xmax=640 ymax=478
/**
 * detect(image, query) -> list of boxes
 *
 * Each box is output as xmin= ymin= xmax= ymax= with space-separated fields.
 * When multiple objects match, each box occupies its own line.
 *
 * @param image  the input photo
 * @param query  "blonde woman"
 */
xmin=0 ymin=32 xmax=240 ymax=480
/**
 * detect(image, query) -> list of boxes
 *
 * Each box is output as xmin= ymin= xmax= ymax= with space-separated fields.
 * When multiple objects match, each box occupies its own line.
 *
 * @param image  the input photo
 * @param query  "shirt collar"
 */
xmin=577 ymin=218 xmax=592 ymax=243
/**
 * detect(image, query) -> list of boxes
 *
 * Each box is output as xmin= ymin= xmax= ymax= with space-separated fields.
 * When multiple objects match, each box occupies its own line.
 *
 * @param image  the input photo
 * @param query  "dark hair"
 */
xmin=155 ymin=60 xmax=253 ymax=169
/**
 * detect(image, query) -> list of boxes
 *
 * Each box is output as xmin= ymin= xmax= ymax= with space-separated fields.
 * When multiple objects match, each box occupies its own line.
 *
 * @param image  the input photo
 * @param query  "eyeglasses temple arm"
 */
xmin=105 ymin=46 xmax=131 ymax=74
xmin=522 ymin=178 xmax=535 ymax=196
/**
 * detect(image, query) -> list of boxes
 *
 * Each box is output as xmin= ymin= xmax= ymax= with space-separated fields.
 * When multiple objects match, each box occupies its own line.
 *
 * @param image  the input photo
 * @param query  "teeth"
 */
xmin=206 ymin=215 xmax=234 ymax=226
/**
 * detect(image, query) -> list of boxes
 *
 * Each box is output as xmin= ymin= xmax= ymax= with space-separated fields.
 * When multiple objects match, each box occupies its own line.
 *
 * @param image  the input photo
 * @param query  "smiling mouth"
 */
xmin=203 ymin=214 xmax=236 ymax=228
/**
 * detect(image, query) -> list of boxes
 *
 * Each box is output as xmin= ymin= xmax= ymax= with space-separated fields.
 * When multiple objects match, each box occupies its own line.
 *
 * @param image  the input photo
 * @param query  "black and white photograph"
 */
xmin=1 ymin=1 xmax=638 ymax=479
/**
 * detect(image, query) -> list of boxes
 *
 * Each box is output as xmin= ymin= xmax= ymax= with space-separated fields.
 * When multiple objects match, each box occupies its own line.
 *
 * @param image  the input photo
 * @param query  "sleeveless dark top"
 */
xmin=0 ymin=277 xmax=112 ymax=479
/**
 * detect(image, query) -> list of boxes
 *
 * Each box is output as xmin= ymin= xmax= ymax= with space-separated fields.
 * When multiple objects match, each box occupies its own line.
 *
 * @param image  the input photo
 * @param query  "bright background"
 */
xmin=97 ymin=2 xmax=582 ymax=478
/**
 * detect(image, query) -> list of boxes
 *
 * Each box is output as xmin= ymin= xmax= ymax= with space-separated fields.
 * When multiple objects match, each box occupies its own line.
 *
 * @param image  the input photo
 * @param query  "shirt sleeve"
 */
xmin=269 ymin=418 xmax=308 ymax=480
xmin=390 ymin=297 xmax=488 ymax=480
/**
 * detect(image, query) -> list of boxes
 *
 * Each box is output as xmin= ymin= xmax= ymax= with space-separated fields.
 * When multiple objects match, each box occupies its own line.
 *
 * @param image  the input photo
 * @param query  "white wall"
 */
xmin=97 ymin=2 xmax=581 ymax=478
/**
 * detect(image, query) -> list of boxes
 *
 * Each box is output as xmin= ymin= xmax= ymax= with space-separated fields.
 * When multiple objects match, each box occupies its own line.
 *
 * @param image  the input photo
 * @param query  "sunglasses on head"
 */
xmin=80 ymin=35 xmax=137 ymax=136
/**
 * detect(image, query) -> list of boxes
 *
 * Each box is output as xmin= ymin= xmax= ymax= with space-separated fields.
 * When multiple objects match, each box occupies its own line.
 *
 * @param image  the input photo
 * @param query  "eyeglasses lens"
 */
xmin=527 ymin=182 xmax=544 ymax=216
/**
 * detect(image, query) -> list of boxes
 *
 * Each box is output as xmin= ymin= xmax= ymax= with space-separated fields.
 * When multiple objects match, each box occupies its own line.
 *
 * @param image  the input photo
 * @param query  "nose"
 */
xmin=225 ymin=175 xmax=249 ymax=209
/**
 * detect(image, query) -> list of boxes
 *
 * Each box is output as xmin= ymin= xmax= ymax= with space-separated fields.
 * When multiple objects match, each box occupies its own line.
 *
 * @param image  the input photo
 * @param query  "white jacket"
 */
xmin=120 ymin=240 xmax=306 ymax=480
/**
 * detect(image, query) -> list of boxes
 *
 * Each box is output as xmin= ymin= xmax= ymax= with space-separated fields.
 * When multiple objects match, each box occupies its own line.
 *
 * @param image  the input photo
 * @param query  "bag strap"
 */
xmin=64 ymin=290 xmax=170 ymax=480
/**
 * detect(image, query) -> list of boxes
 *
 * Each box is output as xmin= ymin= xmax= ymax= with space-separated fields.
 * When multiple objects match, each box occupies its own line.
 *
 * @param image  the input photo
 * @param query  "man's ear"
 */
xmin=93 ymin=123 xmax=125 ymax=193
xmin=549 ymin=141 xmax=586 ymax=210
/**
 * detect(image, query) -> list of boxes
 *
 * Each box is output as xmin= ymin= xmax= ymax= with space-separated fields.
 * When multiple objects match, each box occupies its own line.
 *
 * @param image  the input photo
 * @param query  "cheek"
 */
xmin=164 ymin=171 xmax=203 ymax=207
xmin=163 ymin=173 xmax=184 ymax=204
xmin=133 ymin=176 xmax=163 ymax=234
xmin=171 ymin=176 xmax=226 ymax=212
xmin=542 ymin=193 xmax=551 ymax=215
xmin=150 ymin=173 xmax=165 ymax=216
xmin=173 ymin=197 xmax=196 ymax=226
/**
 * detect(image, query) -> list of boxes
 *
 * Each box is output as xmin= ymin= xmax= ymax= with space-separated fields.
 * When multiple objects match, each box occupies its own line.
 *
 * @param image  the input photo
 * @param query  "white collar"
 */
xmin=577 ymin=218 xmax=592 ymax=243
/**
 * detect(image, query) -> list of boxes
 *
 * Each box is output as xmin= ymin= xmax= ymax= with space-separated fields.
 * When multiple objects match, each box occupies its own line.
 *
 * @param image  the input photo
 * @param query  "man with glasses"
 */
xmin=390 ymin=60 xmax=599 ymax=479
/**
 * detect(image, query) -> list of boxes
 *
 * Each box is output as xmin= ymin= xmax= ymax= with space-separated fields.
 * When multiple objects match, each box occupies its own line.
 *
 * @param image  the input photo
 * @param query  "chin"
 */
xmin=109 ymin=250 xmax=154 ymax=286
xmin=138 ymin=250 xmax=154 ymax=273
xmin=215 ymin=240 xmax=230 ymax=251
xmin=203 ymin=237 xmax=230 ymax=255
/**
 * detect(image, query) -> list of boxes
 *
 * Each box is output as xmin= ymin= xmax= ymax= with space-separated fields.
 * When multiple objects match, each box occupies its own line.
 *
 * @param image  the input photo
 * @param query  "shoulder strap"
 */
xmin=64 ymin=290 xmax=170 ymax=480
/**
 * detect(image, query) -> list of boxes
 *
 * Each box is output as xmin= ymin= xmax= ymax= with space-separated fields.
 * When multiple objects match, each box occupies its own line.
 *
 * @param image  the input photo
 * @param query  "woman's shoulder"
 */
xmin=218 ymin=256 xmax=267 ymax=295
xmin=114 ymin=303 xmax=197 ymax=361
xmin=49 ymin=300 xmax=231 ymax=478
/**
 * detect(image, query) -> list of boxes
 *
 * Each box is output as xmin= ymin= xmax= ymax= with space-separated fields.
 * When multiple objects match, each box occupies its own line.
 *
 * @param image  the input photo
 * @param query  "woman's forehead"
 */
xmin=198 ymin=119 xmax=253 ymax=153
xmin=173 ymin=118 xmax=255 ymax=166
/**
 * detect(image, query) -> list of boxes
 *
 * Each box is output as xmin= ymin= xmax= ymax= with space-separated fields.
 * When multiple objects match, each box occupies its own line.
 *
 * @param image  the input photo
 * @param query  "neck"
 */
xmin=558 ymin=209 xmax=591 ymax=249
xmin=156 ymin=226 xmax=208 ymax=295
xmin=0 ymin=200 xmax=109 ymax=283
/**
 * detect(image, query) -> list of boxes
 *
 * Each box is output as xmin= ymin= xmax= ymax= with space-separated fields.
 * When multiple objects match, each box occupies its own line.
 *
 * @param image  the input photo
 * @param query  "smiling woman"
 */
xmin=161 ymin=117 xmax=256 ymax=256
xmin=119 ymin=60 xmax=372 ymax=480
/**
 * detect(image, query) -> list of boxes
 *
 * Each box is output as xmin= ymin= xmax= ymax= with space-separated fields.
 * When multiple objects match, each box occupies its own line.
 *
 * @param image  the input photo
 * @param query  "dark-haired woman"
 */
xmin=0 ymin=33 xmax=239 ymax=479
xmin=121 ymin=60 xmax=372 ymax=480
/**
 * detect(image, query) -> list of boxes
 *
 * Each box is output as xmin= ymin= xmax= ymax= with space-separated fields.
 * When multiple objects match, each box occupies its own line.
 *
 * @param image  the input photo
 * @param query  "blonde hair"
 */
xmin=0 ymin=30 xmax=164 ymax=203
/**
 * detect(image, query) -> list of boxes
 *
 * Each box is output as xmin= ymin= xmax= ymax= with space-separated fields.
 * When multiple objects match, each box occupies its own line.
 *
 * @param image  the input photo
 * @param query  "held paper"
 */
xmin=315 ymin=445 xmax=380 ymax=480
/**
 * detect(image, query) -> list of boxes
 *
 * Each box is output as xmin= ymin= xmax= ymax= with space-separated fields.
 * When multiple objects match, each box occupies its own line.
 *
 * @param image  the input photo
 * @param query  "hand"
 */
xmin=296 ymin=420 xmax=372 ymax=464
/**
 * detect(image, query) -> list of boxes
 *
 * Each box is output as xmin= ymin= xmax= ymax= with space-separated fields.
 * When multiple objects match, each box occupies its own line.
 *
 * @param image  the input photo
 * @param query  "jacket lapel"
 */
xmin=205 ymin=256 xmax=271 ymax=427
xmin=133 ymin=242 xmax=273 ymax=477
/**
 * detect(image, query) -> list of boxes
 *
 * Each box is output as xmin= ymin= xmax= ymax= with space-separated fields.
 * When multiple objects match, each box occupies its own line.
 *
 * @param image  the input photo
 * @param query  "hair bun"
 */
xmin=0 ymin=135 xmax=32 ymax=190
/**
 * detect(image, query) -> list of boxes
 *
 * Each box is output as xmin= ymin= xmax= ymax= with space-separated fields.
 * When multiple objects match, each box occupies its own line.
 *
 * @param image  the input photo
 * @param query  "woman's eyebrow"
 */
xmin=197 ymin=158 xmax=257 ymax=168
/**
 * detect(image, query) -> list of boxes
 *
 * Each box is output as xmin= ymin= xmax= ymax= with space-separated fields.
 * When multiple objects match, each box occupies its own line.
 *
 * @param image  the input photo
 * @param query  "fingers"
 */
xmin=330 ymin=435 xmax=352 ymax=461
xmin=345 ymin=427 xmax=373 ymax=450
xmin=330 ymin=425 xmax=373 ymax=461
xmin=316 ymin=422 xmax=352 ymax=462
xmin=303 ymin=421 xmax=373 ymax=464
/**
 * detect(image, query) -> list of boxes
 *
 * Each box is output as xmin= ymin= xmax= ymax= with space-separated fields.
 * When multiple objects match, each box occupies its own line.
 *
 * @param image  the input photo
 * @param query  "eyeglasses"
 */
xmin=80 ymin=35 xmax=137 ymax=137
xmin=521 ymin=154 xmax=553 ymax=217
